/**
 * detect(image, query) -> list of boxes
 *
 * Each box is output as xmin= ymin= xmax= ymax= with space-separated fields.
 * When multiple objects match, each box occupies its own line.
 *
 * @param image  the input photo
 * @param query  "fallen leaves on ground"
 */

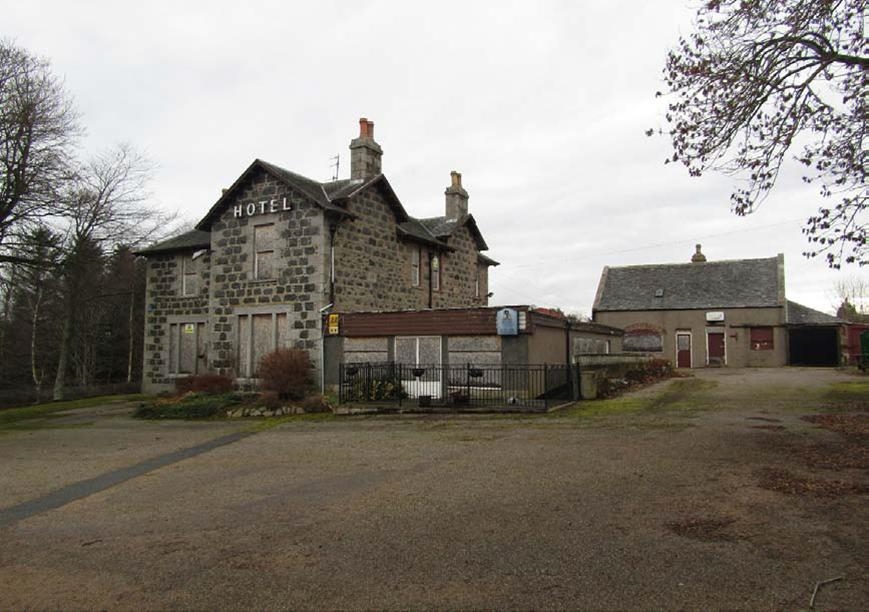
xmin=756 ymin=467 xmax=868 ymax=498
xmin=665 ymin=516 xmax=737 ymax=542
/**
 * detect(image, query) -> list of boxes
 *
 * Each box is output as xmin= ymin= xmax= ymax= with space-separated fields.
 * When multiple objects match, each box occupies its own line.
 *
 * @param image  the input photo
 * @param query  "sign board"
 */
xmin=183 ymin=323 xmax=196 ymax=334
xmin=705 ymin=311 xmax=725 ymax=322
xmin=496 ymin=308 xmax=519 ymax=336
xmin=232 ymin=196 xmax=294 ymax=219
xmin=327 ymin=313 xmax=339 ymax=335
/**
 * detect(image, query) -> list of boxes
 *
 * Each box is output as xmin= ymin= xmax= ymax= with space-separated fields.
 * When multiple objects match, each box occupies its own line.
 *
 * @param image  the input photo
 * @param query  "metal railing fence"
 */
xmin=338 ymin=362 xmax=573 ymax=411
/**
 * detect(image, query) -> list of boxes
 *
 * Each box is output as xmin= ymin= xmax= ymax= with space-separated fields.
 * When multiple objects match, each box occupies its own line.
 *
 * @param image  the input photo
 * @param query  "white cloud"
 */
xmin=3 ymin=0 xmax=862 ymax=316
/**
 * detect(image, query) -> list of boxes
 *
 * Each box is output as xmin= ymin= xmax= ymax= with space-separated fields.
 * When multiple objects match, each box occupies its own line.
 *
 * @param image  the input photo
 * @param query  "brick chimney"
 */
xmin=691 ymin=244 xmax=707 ymax=263
xmin=445 ymin=171 xmax=469 ymax=220
xmin=349 ymin=117 xmax=382 ymax=180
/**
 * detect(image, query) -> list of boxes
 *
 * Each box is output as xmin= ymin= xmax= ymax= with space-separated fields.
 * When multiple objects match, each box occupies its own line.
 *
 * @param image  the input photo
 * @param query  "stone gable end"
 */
xmin=207 ymin=167 xmax=327 ymax=378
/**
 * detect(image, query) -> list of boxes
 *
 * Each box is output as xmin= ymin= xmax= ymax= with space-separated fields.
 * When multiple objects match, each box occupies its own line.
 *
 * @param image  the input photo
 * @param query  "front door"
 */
xmin=708 ymin=332 xmax=725 ymax=366
xmin=676 ymin=333 xmax=692 ymax=368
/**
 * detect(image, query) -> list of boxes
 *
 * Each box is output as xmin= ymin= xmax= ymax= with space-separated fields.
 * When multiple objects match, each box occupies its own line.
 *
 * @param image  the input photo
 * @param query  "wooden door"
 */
xmin=676 ymin=333 xmax=692 ymax=368
xmin=708 ymin=332 xmax=725 ymax=366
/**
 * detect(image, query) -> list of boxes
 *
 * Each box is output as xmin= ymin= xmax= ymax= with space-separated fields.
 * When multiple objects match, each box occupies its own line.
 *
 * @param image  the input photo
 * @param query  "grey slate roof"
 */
xmin=419 ymin=214 xmax=490 ymax=251
xmin=419 ymin=216 xmax=460 ymax=237
xmin=786 ymin=300 xmax=843 ymax=326
xmin=135 ymin=229 xmax=211 ymax=255
xmin=478 ymin=252 xmax=500 ymax=266
xmin=158 ymin=158 xmax=494 ymax=261
xmin=594 ymin=256 xmax=784 ymax=311
xmin=397 ymin=219 xmax=449 ymax=249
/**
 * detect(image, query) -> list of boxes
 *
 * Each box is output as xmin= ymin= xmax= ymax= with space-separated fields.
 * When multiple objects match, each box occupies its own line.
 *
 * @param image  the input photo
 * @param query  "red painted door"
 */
xmin=708 ymin=332 xmax=725 ymax=365
xmin=676 ymin=333 xmax=691 ymax=368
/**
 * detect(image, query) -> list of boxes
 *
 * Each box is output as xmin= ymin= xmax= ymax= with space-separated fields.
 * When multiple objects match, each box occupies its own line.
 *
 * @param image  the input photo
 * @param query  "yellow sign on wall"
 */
xmin=327 ymin=314 xmax=339 ymax=335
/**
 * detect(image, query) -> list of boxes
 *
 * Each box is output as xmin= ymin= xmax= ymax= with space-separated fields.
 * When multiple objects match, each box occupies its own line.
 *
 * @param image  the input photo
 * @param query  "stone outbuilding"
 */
xmin=592 ymin=245 xmax=843 ymax=368
xmin=136 ymin=118 xmax=499 ymax=393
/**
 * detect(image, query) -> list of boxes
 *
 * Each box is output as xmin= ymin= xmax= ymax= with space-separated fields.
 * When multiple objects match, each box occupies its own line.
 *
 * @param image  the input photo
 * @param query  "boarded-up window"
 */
xmin=574 ymin=337 xmax=610 ymax=355
xmin=237 ymin=312 xmax=289 ymax=377
xmin=750 ymin=327 xmax=774 ymax=350
xmin=254 ymin=223 xmax=275 ymax=279
xmin=431 ymin=256 xmax=440 ymax=291
xmin=396 ymin=336 xmax=441 ymax=366
xmin=181 ymin=255 xmax=198 ymax=296
xmin=252 ymin=314 xmax=273 ymax=374
xmin=396 ymin=336 xmax=441 ymax=384
xmin=411 ymin=248 xmax=420 ymax=287
xmin=167 ymin=322 xmax=206 ymax=375
xmin=623 ymin=331 xmax=663 ymax=352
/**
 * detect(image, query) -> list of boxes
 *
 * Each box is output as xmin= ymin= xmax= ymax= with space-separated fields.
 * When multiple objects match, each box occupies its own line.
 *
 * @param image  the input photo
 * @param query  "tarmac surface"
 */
xmin=0 ymin=368 xmax=866 ymax=610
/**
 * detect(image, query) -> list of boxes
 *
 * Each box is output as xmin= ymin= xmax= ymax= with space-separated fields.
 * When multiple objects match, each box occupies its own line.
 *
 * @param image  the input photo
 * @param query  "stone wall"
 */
xmin=435 ymin=223 xmax=487 ymax=308
xmin=333 ymin=185 xmax=427 ymax=311
xmin=142 ymin=252 xmax=211 ymax=392
xmin=207 ymin=168 xmax=327 ymax=379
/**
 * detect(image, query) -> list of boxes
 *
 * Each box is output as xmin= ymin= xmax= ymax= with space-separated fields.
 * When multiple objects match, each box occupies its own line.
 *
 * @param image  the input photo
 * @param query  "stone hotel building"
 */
xmin=138 ymin=118 xmax=499 ymax=393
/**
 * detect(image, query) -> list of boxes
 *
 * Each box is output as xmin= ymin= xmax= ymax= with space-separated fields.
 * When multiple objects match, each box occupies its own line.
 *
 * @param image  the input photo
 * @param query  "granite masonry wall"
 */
xmin=207 ymin=169 xmax=327 ymax=379
xmin=142 ymin=252 xmax=211 ymax=392
xmin=333 ymin=185 xmax=428 ymax=311
xmin=143 ymin=171 xmax=495 ymax=392
xmin=434 ymin=222 xmax=487 ymax=309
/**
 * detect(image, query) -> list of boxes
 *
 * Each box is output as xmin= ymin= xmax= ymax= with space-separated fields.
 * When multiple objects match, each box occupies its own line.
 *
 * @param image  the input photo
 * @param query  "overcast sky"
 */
xmin=5 ymin=0 xmax=864 ymax=315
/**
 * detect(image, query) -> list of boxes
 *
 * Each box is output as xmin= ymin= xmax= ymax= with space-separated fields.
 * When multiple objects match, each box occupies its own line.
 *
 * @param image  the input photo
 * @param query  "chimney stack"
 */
xmin=691 ymin=244 xmax=707 ymax=263
xmin=349 ymin=117 xmax=382 ymax=180
xmin=445 ymin=170 xmax=469 ymax=220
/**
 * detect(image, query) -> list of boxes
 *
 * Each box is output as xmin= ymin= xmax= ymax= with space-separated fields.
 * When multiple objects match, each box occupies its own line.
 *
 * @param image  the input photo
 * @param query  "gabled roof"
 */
xmin=195 ymin=159 xmax=351 ymax=231
xmin=150 ymin=158 xmax=494 ymax=259
xmin=134 ymin=229 xmax=211 ymax=255
xmin=397 ymin=218 xmax=451 ymax=250
xmin=419 ymin=214 xmax=489 ymax=251
xmin=478 ymin=252 xmax=500 ymax=266
xmin=594 ymin=255 xmax=785 ymax=312
xmin=786 ymin=300 xmax=844 ymax=326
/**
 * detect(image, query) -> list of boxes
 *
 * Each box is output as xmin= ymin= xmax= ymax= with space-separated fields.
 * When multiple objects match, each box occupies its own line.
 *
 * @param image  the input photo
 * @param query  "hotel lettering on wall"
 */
xmin=233 ymin=197 xmax=293 ymax=218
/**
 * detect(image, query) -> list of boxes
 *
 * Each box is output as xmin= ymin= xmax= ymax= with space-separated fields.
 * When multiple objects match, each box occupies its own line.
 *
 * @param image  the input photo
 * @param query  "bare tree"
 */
xmin=653 ymin=0 xmax=866 ymax=268
xmin=0 ymin=40 xmax=81 ymax=265
xmin=831 ymin=274 xmax=868 ymax=317
xmin=52 ymin=144 xmax=169 ymax=400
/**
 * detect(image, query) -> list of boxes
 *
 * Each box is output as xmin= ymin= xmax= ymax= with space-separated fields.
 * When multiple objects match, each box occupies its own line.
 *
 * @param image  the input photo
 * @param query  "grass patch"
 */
xmin=134 ymin=393 xmax=244 ymax=419
xmin=822 ymin=381 xmax=869 ymax=411
xmin=244 ymin=411 xmax=337 ymax=432
xmin=556 ymin=378 xmax=718 ymax=420
xmin=1 ymin=421 xmax=95 ymax=433
xmin=0 ymin=394 xmax=149 ymax=431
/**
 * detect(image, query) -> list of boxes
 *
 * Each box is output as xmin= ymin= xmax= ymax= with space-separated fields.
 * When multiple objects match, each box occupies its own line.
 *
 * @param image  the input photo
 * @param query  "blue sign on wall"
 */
xmin=496 ymin=308 xmax=519 ymax=336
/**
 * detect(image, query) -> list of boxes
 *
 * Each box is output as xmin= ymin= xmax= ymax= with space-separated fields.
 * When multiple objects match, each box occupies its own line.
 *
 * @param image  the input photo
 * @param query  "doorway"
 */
xmin=707 ymin=332 xmax=725 ymax=366
xmin=676 ymin=332 xmax=692 ymax=368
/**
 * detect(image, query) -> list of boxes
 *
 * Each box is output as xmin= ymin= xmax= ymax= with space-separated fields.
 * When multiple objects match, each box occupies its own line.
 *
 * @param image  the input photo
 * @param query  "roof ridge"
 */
xmin=608 ymin=255 xmax=779 ymax=270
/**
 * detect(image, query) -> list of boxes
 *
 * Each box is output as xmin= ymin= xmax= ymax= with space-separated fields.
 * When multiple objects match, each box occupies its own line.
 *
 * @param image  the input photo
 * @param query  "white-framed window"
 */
xmin=181 ymin=255 xmax=198 ymax=296
xmin=431 ymin=255 xmax=440 ymax=291
xmin=411 ymin=248 xmax=420 ymax=287
xmin=253 ymin=223 xmax=275 ymax=280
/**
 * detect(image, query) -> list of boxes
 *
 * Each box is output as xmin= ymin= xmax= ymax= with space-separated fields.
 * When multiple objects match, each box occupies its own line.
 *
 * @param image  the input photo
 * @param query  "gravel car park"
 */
xmin=1 ymin=368 xmax=866 ymax=610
